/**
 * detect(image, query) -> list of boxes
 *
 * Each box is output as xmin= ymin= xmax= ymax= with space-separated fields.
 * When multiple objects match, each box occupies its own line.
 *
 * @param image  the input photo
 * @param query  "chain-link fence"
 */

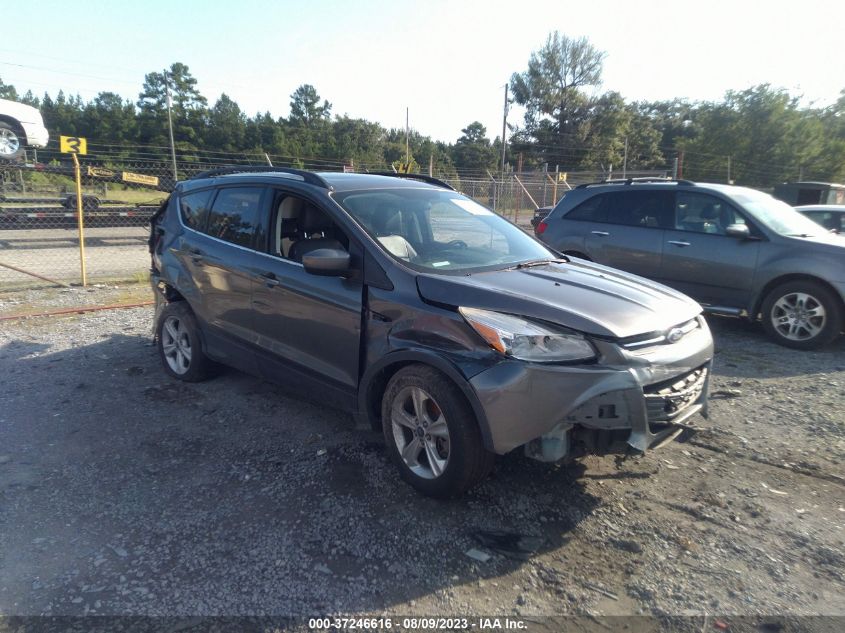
xmin=446 ymin=169 xmax=669 ymax=223
xmin=0 ymin=149 xmax=669 ymax=294
xmin=0 ymin=160 xmax=171 ymax=291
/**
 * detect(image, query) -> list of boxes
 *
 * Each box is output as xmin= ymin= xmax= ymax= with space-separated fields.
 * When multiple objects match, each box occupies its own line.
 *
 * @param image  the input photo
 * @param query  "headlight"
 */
xmin=459 ymin=307 xmax=596 ymax=362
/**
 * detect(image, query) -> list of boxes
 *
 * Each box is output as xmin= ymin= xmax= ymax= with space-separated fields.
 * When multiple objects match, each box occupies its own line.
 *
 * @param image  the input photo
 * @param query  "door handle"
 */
xmin=667 ymin=240 xmax=691 ymax=247
xmin=188 ymin=247 xmax=204 ymax=264
xmin=260 ymin=272 xmax=280 ymax=287
xmin=591 ymin=231 xmax=610 ymax=236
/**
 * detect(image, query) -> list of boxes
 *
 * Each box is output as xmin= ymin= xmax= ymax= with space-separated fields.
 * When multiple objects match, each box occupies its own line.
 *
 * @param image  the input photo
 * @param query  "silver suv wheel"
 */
xmin=770 ymin=291 xmax=826 ymax=342
xmin=161 ymin=315 xmax=193 ymax=375
xmin=761 ymin=280 xmax=843 ymax=349
xmin=390 ymin=386 xmax=450 ymax=479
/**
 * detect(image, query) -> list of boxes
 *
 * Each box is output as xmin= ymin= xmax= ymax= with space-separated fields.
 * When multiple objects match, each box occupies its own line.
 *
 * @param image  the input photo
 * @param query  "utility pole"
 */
xmin=672 ymin=157 xmax=679 ymax=180
xmin=405 ymin=107 xmax=410 ymax=166
xmin=727 ymin=155 xmax=731 ymax=184
xmin=163 ymin=69 xmax=178 ymax=182
xmin=677 ymin=149 xmax=685 ymax=179
xmin=500 ymin=84 xmax=508 ymax=174
xmin=622 ymin=137 xmax=628 ymax=179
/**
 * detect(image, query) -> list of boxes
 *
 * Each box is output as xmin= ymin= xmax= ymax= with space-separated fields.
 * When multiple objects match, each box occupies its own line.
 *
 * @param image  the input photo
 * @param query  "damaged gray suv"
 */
xmin=149 ymin=167 xmax=714 ymax=497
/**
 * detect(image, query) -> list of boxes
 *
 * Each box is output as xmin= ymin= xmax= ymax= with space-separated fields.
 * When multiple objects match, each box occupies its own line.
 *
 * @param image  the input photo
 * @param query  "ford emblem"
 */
xmin=667 ymin=327 xmax=685 ymax=344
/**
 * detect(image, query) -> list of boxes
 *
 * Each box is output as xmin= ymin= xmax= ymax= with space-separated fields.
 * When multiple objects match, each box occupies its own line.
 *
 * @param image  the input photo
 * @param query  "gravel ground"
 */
xmin=0 ymin=299 xmax=844 ymax=622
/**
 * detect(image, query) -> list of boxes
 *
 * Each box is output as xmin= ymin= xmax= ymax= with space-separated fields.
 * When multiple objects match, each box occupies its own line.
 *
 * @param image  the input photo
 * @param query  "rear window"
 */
xmin=179 ymin=190 xmax=213 ymax=231
xmin=565 ymin=195 xmax=607 ymax=222
xmin=565 ymin=190 xmax=673 ymax=228
xmin=205 ymin=187 xmax=266 ymax=248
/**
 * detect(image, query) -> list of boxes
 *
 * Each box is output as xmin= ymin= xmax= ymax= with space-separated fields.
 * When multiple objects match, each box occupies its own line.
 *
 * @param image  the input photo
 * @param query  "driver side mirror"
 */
xmin=302 ymin=248 xmax=351 ymax=277
xmin=725 ymin=223 xmax=751 ymax=239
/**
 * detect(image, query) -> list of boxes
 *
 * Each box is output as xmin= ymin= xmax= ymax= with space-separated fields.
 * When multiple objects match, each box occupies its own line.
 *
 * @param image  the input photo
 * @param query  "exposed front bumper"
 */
xmin=468 ymin=317 xmax=714 ymax=456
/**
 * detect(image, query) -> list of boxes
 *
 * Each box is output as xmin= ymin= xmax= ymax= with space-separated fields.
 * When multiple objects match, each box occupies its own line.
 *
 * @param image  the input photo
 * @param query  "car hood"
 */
xmin=781 ymin=233 xmax=845 ymax=250
xmin=416 ymin=259 xmax=702 ymax=339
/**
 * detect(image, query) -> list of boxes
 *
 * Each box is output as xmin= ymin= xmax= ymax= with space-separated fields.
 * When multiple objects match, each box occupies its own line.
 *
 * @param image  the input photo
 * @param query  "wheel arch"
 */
xmin=752 ymin=274 xmax=845 ymax=321
xmin=0 ymin=116 xmax=26 ymax=143
xmin=358 ymin=351 xmax=494 ymax=450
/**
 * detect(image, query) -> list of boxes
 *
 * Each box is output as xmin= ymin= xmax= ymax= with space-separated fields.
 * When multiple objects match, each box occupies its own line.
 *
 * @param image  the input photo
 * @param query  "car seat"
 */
xmin=699 ymin=204 xmax=723 ymax=234
xmin=287 ymin=205 xmax=345 ymax=263
xmin=276 ymin=197 xmax=303 ymax=257
xmin=370 ymin=205 xmax=418 ymax=261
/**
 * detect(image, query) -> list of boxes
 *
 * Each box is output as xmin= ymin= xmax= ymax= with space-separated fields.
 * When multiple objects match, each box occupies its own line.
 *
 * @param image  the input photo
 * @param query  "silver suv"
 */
xmin=536 ymin=179 xmax=845 ymax=349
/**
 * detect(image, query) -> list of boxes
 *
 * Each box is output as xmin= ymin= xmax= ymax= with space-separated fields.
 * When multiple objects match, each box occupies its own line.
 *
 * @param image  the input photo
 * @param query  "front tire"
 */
xmin=0 ymin=122 xmax=24 ymax=161
xmin=381 ymin=365 xmax=494 ymax=498
xmin=761 ymin=280 xmax=843 ymax=350
xmin=156 ymin=302 xmax=214 ymax=381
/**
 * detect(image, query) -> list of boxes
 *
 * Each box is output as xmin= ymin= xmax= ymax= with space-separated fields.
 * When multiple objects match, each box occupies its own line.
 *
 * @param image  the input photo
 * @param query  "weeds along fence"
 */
xmin=0 ymin=147 xmax=670 ymax=292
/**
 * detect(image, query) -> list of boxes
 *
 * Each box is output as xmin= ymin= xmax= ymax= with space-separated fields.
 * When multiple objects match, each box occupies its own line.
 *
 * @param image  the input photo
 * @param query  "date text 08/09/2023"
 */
xmin=308 ymin=617 xmax=528 ymax=630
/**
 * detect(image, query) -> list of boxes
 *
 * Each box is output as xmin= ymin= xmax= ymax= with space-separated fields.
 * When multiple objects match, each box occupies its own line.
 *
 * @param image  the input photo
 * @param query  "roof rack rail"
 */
xmin=189 ymin=166 xmax=333 ymax=190
xmin=369 ymin=171 xmax=455 ymax=191
xmin=575 ymin=177 xmax=694 ymax=189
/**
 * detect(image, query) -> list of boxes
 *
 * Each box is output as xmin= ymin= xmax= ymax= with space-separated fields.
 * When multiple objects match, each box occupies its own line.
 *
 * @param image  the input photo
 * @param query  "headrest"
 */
xmin=279 ymin=197 xmax=303 ymax=219
xmin=301 ymin=205 xmax=333 ymax=233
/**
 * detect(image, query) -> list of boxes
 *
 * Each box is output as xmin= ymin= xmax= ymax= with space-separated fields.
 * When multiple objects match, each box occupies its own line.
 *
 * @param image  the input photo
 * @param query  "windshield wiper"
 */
xmin=510 ymin=258 xmax=564 ymax=270
xmin=785 ymin=233 xmax=816 ymax=238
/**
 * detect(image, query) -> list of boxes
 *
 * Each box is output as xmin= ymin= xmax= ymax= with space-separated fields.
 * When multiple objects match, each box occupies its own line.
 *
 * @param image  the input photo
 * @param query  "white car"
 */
xmin=0 ymin=98 xmax=49 ymax=160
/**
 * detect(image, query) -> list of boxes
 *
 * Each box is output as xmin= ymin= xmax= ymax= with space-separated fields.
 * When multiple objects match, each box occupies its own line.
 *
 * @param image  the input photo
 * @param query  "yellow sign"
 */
xmin=122 ymin=171 xmax=160 ymax=187
xmin=87 ymin=166 xmax=115 ymax=178
xmin=558 ymin=172 xmax=568 ymax=182
xmin=60 ymin=136 xmax=87 ymax=155
xmin=397 ymin=163 xmax=411 ymax=174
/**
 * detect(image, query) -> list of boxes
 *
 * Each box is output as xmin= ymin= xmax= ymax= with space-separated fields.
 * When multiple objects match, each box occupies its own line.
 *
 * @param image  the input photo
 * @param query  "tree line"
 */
xmin=2 ymin=32 xmax=844 ymax=187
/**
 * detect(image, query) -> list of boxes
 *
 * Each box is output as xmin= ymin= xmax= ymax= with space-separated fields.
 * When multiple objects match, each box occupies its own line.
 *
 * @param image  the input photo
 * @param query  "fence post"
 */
xmin=515 ymin=153 xmax=523 ymax=222
xmin=71 ymin=154 xmax=88 ymax=287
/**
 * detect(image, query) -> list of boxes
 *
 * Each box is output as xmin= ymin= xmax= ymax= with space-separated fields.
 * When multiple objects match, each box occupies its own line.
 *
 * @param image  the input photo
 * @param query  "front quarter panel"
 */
xmin=750 ymin=239 xmax=845 ymax=312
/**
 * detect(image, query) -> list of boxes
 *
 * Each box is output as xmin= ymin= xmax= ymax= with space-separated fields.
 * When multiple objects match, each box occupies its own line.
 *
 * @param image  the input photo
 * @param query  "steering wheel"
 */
xmin=445 ymin=240 xmax=468 ymax=249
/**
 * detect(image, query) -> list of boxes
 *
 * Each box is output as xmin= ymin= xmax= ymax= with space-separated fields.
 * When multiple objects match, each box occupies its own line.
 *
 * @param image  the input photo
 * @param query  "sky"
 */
xmin=3 ymin=0 xmax=844 ymax=143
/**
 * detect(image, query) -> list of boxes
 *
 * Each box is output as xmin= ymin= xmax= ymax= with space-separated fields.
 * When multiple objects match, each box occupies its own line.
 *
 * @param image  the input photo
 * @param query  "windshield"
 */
xmin=333 ymin=188 xmax=557 ymax=272
xmin=733 ymin=189 xmax=826 ymax=237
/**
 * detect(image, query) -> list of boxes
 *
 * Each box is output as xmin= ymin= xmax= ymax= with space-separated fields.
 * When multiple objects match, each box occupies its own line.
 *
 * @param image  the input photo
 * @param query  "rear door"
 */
xmin=250 ymin=189 xmax=364 ymax=402
xmin=577 ymin=190 xmax=672 ymax=279
xmin=659 ymin=190 xmax=762 ymax=308
xmin=175 ymin=186 xmax=270 ymax=356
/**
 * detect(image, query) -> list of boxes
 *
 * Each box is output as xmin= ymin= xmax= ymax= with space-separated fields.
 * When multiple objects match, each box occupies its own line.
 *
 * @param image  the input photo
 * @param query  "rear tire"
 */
xmin=381 ymin=365 xmax=494 ymax=498
xmin=0 ymin=122 xmax=24 ymax=161
xmin=760 ymin=280 xmax=843 ymax=350
xmin=156 ymin=302 xmax=214 ymax=381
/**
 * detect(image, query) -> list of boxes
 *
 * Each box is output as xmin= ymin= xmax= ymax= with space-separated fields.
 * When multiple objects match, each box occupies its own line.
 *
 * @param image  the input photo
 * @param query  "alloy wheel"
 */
xmin=390 ymin=386 xmax=450 ymax=479
xmin=161 ymin=315 xmax=193 ymax=375
xmin=771 ymin=292 xmax=826 ymax=342
xmin=0 ymin=128 xmax=20 ymax=156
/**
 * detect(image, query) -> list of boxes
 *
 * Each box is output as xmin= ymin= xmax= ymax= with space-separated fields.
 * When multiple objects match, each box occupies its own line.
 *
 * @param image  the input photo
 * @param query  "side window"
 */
xmin=565 ymin=195 xmax=608 ymax=222
xmin=179 ymin=190 xmax=213 ymax=231
xmin=206 ymin=187 xmax=266 ymax=249
xmin=270 ymin=192 xmax=350 ymax=261
xmin=606 ymin=191 xmax=674 ymax=228
xmin=675 ymin=192 xmax=744 ymax=235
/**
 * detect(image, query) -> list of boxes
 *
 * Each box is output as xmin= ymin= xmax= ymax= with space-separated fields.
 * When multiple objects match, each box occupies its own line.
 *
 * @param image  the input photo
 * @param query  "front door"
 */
xmin=659 ymin=191 xmax=761 ymax=308
xmin=250 ymin=191 xmax=363 ymax=404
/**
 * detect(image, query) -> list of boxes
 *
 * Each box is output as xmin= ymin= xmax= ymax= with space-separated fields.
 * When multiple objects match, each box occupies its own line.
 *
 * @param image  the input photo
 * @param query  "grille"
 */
xmin=643 ymin=366 xmax=708 ymax=423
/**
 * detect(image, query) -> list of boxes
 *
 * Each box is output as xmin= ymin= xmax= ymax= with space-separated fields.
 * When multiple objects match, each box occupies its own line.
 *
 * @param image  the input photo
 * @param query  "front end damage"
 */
xmin=468 ymin=317 xmax=713 ymax=461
